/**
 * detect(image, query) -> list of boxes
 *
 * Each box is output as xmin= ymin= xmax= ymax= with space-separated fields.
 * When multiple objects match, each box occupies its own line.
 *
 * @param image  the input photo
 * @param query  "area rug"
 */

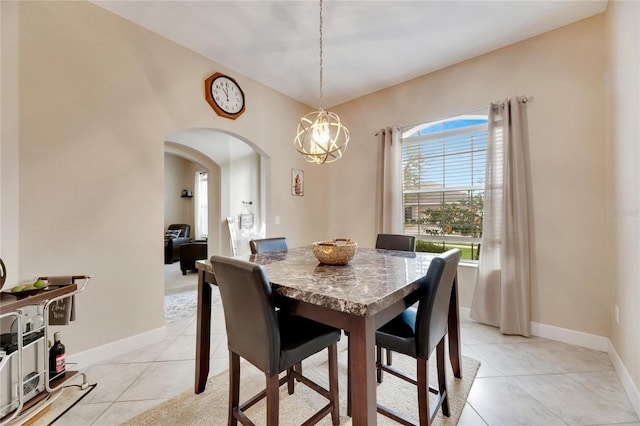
xmin=125 ymin=343 xmax=479 ymax=426
xmin=163 ymin=289 xmax=198 ymax=323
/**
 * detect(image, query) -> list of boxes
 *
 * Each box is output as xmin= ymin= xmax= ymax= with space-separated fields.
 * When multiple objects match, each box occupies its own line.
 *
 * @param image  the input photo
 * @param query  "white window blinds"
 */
xmin=401 ymin=115 xmax=487 ymax=242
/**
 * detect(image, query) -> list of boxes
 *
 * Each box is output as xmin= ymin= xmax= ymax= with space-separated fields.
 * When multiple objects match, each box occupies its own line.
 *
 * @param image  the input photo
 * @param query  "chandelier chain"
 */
xmin=293 ymin=0 xmax=349 ymax=165
xmin=319 ymin=0 xmax=323 ymax=104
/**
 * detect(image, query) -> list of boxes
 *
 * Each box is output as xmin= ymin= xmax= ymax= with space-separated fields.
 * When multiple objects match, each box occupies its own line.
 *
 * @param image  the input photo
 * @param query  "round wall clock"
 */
xmin=204 ymin=72 xmax=246 ymax=120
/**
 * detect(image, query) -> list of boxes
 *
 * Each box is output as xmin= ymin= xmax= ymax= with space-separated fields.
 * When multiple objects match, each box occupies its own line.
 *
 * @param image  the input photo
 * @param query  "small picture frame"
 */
xmin=240 ymin=213 xmax=254 ymax=230
xmin=291 ymin=169 xmax=304 ymax=196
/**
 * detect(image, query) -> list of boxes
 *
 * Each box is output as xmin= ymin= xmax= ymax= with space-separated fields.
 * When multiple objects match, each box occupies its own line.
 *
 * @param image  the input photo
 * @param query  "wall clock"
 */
xmin=204 ymin=72 xmax=245 ymax=120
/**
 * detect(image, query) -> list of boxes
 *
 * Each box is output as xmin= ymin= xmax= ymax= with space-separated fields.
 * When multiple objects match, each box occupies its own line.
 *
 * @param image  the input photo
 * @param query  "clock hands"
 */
xmin=221 ymin=83 xmax=229 ymax=101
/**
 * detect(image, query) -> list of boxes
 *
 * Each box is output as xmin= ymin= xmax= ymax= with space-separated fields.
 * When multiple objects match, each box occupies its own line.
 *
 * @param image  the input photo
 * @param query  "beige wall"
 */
xmin=5 ymin=0 xmax=329 ymax=356
xmin=331 ymin=15 xmax=608 ymax=338
xmin=605 ymin=0 xmax=640 ymax=400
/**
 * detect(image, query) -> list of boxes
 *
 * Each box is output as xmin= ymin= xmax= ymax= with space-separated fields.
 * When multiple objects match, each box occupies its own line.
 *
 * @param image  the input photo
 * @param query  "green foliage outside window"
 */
xmin=420 ymin=192 xmax=483 ymax=237
xmin=415 ymin=240 xmax=481 ymax=261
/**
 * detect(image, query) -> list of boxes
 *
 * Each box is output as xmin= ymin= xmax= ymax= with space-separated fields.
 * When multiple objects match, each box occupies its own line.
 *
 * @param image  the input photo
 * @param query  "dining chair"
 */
xmin=210 ymin=255 xmax=341 ymax=426
xmin=249 ymin=237 xmax=289 ymax=254
xmin=375 ymin=234 xmax=416 ymax=365
xmin=375 ymin=233 xmax=416 ymax=252
xmin=375 ymin=248 xmax=461 ymax=425
xmin=248 ymin=235 xmax=305 ymax=377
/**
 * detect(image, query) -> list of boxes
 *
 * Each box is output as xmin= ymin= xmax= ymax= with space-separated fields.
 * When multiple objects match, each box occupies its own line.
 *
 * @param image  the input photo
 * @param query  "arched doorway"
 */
xmin=164 ymin=128 xmax=269 ymax=258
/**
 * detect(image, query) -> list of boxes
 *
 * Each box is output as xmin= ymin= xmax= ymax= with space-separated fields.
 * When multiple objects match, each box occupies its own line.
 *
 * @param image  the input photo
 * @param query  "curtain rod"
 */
xmin=491 ymin=95 xmax=532 ymax=108
xmin=398 ymin=95 xmax=533 ymax=133
xmin=376 ymin=95 xmax=533 ymax=136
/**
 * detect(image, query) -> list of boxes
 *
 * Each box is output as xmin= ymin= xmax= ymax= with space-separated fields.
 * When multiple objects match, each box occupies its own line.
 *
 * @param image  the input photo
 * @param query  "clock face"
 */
xmin=204 ymin=73 xmax=245 ymax=119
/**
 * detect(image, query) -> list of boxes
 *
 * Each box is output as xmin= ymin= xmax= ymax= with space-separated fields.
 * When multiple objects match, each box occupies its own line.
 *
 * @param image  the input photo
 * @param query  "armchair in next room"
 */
xmin=164 ymin=224 xmax=191 ymax=264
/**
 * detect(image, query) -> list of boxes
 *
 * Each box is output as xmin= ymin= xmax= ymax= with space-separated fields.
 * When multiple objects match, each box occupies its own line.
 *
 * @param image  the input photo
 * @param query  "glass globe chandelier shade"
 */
xmin=294 ymin=109 xmax=350 ymax=165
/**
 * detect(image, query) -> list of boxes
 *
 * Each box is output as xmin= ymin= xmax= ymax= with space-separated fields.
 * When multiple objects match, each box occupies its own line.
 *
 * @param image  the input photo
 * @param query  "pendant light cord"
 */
xmin=319 ymin=0 xmax=323 ymax=107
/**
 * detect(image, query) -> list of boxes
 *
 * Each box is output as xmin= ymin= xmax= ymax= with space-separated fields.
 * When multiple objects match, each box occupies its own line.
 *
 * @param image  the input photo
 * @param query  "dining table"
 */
xmin=194 ymin=246 xmax=462 ymax=425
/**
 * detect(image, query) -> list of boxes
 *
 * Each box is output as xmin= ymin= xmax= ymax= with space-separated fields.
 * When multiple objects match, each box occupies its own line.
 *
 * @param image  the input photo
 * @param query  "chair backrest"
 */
xmin=249 ymin=237 xmax=289 ymax=254
xmin=210 ymin=255 xmax=280 ymax=374
xmin=168 ymin=223 xmax=190 ymax=238
xmin=415 ymin=249 xmax=461 ymax=359
xmin=375 ymin=234 xmax=416 ymax=252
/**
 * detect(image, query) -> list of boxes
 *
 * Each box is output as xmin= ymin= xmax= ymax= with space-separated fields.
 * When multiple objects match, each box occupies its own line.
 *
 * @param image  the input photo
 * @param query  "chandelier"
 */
xmin=294 ymin=0 xmax=350 ymax=165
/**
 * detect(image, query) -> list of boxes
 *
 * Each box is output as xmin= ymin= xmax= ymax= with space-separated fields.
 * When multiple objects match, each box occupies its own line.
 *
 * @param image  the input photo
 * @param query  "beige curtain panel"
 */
xmin=376 ymin=126 xmax=403 ymax=235
xmin=471 ymin=97 xmax=532 ymax=336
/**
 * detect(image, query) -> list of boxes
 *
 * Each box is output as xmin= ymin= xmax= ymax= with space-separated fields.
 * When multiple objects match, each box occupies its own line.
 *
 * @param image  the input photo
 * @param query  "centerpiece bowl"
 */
xmin=312 ymin=239 xmax=358 ymax=265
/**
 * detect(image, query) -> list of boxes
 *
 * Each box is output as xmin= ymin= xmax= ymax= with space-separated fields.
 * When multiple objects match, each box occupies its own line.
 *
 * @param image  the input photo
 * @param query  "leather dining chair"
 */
xmin=249 ymin=237 xmax=289 ymax=254
xmin=375 ymin=234 xmax=416 ymax=365
xmin=248 ymin=235 xmax=303 ymax=377
xmin=375 ymin=233 xmax=416 ymax=252
xmin=210 ymin=255 xmax=341 ymax=426
xmin=375 ymin=248 xmax=461 ymax=425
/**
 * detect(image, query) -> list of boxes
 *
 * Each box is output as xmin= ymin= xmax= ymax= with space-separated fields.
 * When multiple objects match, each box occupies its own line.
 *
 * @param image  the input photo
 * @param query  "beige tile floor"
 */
xmin=53 ymin=264 xmax=639 ymax=425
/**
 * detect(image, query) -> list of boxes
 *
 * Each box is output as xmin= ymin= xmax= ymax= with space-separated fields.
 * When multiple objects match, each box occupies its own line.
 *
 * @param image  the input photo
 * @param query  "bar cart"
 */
xmin=0 ymin=270 xmax=91 ymax=426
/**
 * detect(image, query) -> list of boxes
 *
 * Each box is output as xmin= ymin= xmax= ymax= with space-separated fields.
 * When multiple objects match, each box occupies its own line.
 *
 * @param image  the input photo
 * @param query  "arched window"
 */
xmin=401 ymin=114 xmax=488 ymax=260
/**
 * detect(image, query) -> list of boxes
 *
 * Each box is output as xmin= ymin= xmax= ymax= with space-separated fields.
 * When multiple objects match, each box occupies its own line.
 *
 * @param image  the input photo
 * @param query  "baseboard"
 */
xmin=529 ymin=321 xmax=609 ymax=352
xmin=459 ymin=308 xmax=609 ymax=351
xmin=608 ymin=341 xmax=640 ymax=418
xmin=461 ymin=307 xmax=639 ymax=418
xmin=66 ymin=326 xmax=166 ymax=371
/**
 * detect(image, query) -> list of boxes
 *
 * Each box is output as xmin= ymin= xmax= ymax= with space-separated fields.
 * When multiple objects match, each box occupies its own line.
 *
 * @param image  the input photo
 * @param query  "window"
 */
xmin=402 ymin=114 xmax=488 ymax=260
xmin=194 ymin=171 xmax=208 ymax=240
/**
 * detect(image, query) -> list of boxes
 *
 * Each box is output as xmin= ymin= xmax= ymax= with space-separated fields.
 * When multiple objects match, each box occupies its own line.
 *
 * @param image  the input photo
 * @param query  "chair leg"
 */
xmin=294 ymin=361 xmax=303 ymax=381
xmin=417 ymin=357 xmax=429 ymax=426
xmin=266 ymin=373 xmax=280 ymax=426
xmin=347 ymin=335 xmax=351 ymax=417
xmin=436 ymin=338 xmax=449 ymax=417
xmin=376 ymin=345 xmax=383 ymax=383
xmin=328 ymin=343 xmax=340 ymax=426
xmin=229 ymin=351 xmax=240 ymax=426
xmin=287 ymin=366 xmax=295 ymax=395
xmin=386 ymin=349 xmax=393 ymax=366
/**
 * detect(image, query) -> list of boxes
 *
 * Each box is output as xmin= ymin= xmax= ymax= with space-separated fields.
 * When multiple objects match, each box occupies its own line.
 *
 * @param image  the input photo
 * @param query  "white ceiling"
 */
xmin=92 ymin=0 xmax=608 ymax=108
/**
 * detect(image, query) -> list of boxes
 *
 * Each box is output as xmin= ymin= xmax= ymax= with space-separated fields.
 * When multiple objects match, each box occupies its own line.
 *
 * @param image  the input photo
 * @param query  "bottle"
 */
xmin=49 ymin=332 xmax=66 ymax=382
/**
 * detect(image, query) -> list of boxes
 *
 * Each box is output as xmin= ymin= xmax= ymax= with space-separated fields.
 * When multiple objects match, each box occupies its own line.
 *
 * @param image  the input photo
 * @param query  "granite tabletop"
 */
xmin=197 ymin=246 xmax=437 ymax=317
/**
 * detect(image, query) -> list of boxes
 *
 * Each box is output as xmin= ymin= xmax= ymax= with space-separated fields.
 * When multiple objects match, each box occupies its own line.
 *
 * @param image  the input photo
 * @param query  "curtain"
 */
xmin=470 ymin=98 xmax=531 ymax=336
xmin=376 ymin=126 xmax=403 ymax=234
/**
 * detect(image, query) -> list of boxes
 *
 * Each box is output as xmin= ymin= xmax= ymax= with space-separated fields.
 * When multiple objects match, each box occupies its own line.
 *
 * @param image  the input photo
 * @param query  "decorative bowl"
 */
xmin=312 ymin=239 xmax=358 ymax=265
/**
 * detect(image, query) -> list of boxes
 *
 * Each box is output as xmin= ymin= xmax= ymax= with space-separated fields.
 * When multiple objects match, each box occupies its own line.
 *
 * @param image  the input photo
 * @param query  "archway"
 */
xmin=164 ymin=128 xmax=269 ymax=258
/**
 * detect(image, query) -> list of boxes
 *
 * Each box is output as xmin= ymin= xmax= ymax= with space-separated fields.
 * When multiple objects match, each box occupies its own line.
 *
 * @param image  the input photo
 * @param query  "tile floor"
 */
xmin=54 ymin=264 xmax=639 ymax=425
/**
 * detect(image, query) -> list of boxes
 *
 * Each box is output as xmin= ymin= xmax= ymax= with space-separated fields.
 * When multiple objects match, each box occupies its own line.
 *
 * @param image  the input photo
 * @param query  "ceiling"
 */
xmin=92 ymin=0 xmax=608 ymax=108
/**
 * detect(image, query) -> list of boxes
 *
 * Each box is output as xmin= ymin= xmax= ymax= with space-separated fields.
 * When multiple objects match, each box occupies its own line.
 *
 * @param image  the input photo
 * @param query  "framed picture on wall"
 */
xmin=291 ymin=169 xmax=304 ymax=196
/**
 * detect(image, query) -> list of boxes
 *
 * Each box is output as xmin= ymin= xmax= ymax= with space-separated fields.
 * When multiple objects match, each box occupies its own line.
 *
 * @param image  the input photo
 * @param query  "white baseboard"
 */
xmin=66 ymin=326 xmax=166 ymax=371
xmin=461 ymin=307 xmax=640 ymax=418
xmin=608 ymin=342 xmax=640 ymax=418
xmin=461 ymin=306 xmax=608 ymax=351
xmin=529 ymin=321 xmax=609 ymax=352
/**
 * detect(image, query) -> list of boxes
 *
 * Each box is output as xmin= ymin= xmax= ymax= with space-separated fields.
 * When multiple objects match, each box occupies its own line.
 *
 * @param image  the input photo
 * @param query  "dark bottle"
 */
xmin=49 ymin=332 xmax=66 ymax=382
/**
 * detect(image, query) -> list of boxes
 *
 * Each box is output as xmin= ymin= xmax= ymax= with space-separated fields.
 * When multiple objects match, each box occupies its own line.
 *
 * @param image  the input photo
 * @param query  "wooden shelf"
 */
xmin=0 ymin=284 xmax=77 ymax=313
